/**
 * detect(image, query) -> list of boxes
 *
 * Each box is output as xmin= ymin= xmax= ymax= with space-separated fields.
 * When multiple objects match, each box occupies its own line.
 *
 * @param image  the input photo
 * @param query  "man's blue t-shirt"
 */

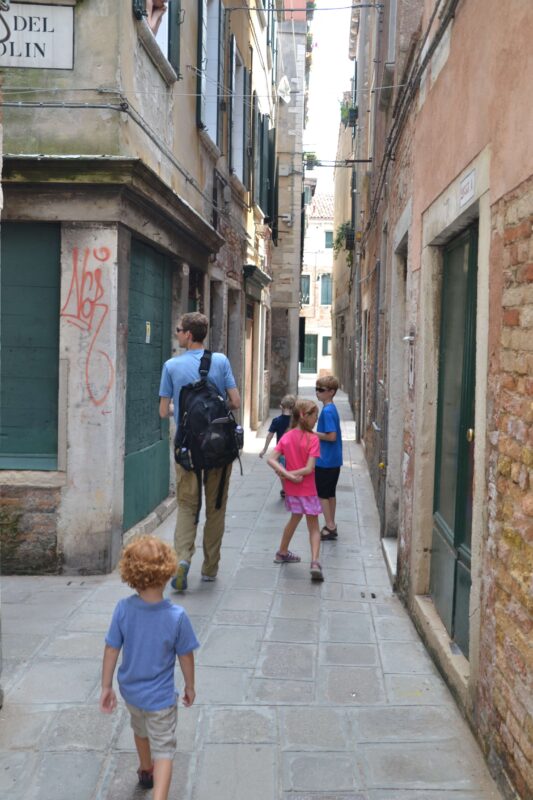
xmin=159 ymin=350 xmax=237 ymax=427
xmin=316 ymin=403 xmax=343 ymax=468
xmin=268 ymin=414 xmax=291 ymax=442
xmin=105 ymin=595 xmax=199 ymax=711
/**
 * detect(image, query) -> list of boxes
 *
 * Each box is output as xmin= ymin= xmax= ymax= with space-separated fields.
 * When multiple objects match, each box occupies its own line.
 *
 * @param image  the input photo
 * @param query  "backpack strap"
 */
xmin=198 ymin=349 xmax=212 ymax=379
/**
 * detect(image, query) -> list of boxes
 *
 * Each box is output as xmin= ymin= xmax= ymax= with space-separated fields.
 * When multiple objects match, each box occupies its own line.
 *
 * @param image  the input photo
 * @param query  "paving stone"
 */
xmin=197 ymin=626 xmax=260 ymax=667
xmin=173 ymin=590 xmax=223 ymax=616
xmin=351 ymin=705 xmax=461 ymax=742
xmin=24 ymin=751 xmax=103 ymax=800
xmin=323 ymin=611 xmax=375 ymax=643
xmin=373 ymin=615 xmax=419 ymax=640
xmin=270 ymin=592 xmax=321 ymax=620
xmin=324 ymin=568 xmax=367 ymax=585
xmin=283 ymin=794 xmax=368 ymax=800
xmin=247 ymin=678 xmax=315 ymax=705
xmin=379 ymin=641 xmax=438 ymax=674
xmin=0 ymin=750 xmax=37 ymax=799
xmin=44 ymin=705 xmax=119 ymax=751
xmin=214 ymin=609 xmax=269 ymax=626
xmin=360 ymin=740 xmax=497 ymax=791
xmin=41 ymin=632 xmax=105 ymax=659
xmin=1 ymin=632 xmax=47 ymax=660
xmin=257 ymin=643 xmax=316 ymax=680
xmin=206 ymin=706 xmax=276 ymax=743
xmin=0 ymin=706 xmax=51 ymax=749
xmin=219 ymin=588 xmax=273 ymax=612
xmin=231 ymin=566 xmax=280 ymax=589
xmin=65 ymin=612 xmax=111 ymax=632
xmin=8 ymin=659 xmax=100 ymax=704
xmin=194 ymin=744 xmax=275 ymax=800
xmin=385 ymin=674 xmax=453 ymax=705
xmin=367 ymin=791 xmax=500 ymax=800
xmin=318 ymin=666 xmax=386 ymax=705
xmin=322 ymin=599 xmax=370 ymax=614
xmin=319 ymin=643 xmax=378 ymax=667
xmin=266 ymin=617 xmax=319 ymax=643
xmin=194 ymin=667 xmax=252 ymax=704
xmin=281 ymin=707 xmax=350 ymax=750
xmin=283 ymin=752 xmax=362 ymax=792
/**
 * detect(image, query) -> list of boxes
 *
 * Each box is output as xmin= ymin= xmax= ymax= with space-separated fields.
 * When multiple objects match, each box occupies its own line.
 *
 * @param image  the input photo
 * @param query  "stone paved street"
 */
xmin=0 ymin=389 xmax=502 ymax=799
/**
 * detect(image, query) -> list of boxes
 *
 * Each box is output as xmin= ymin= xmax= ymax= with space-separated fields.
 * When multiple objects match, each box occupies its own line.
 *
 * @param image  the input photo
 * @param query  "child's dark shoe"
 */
xmin=320 ymin=526 xmax=338 ymax=541
xmin=310 ymin=561 xmax=324 ymax=581
xmin=137 ymin=767 xmax=154 ymax=789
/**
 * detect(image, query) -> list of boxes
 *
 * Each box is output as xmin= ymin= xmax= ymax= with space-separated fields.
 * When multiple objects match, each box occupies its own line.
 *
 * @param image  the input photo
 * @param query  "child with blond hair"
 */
xmin=259 ymin=393 xmax=296 ymax=497
xmin=99 ymin=536 xmax=199 ymax=800
xmin=267 ymin=398 xmax=324 ymax=581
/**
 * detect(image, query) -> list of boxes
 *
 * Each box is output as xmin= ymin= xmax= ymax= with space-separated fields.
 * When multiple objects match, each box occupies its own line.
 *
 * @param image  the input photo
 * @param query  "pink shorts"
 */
xmin=285 ymin=495 xmax=321 ymax=515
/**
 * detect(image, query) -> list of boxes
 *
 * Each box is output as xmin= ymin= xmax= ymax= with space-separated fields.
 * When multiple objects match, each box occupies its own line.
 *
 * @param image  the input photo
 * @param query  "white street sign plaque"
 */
xmin=0 ymin=3 xmax=74 ymax=69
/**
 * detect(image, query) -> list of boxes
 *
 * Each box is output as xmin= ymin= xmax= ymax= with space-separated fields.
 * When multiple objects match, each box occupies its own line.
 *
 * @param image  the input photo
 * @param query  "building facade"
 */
xmin=300 ymin=192 xmax=334 ymax=377
xmin=333 ymin=1 xmax=533 ymax=796
xmin=0 ymin=0 xmax=282 ymax=573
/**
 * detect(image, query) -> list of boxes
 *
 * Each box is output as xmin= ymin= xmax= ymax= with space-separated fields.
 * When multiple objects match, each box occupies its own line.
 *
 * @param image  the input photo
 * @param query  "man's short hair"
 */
xmin=316 ymin=375 xmax=339 ymax=393
xmin=180 ymin=312 xmax=208 ymax=343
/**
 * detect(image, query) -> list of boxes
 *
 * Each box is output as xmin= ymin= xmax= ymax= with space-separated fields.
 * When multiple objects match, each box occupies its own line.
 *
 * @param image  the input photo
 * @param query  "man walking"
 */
xmin=159 ymin=312 xmax=240 ymax=591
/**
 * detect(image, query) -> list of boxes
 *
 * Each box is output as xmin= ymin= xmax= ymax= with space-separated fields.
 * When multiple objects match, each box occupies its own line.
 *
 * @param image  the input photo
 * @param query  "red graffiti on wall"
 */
xmin=60 ymin=247 xmax=115 ymax=407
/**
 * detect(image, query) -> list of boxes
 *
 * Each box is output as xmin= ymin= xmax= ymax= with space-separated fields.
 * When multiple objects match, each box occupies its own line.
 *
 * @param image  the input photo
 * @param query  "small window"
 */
xmin=300 ymin=275 xmax=310 ymax=305
xmin=321 ymin=274 xmax=332 ymax=305
xmin=322 ymin=336 xmax=332 ymax=356
xmin=153 ymin=0 xmax=182 ymax=75
xmin=325 ymin=230 xmax=333 ymax=249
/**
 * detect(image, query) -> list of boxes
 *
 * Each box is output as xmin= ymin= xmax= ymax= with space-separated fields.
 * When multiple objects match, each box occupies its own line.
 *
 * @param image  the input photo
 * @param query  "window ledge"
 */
xmin=137 ymin=19 xmax=177 ymax=86
xmin=199 ymin=128 xmax=222 ymax=161
xmin=230 ymin=172 xmax=248 ymax=199
xmin=0 ymin=471 xmax=66 ymax=487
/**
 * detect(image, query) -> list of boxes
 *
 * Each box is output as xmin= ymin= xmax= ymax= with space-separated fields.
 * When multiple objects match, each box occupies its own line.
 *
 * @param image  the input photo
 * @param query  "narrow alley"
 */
xmin=0 ymin=387 xmax=501 ymax=800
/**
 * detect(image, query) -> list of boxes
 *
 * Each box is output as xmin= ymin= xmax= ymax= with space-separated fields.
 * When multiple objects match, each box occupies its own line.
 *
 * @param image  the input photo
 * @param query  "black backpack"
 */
xmin=174 ymin=351 xmax=243 ymax=521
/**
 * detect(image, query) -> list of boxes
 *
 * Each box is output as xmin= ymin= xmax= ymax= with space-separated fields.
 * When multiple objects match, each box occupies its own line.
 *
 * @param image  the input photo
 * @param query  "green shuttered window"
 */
xmin=1 ymin=223 xmax=60 ymax=469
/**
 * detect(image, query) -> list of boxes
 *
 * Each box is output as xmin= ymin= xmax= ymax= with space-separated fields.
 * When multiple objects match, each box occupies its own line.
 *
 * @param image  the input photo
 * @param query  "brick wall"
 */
xmin=478 ymin=176 xmax=533 ymax=798
xmin=0 ymin=486 xmax=62 ymax=574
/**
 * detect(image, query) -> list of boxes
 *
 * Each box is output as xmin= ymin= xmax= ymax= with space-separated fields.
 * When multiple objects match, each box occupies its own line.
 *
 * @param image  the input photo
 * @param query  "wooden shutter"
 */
xmin=1 ymin=223 xmax=60 ymax=469
xmin=242 ymin=67 xmax=251 ymax=190
xmin=228 ymin=34 xmax=235 ymax=172
xmin=197 ymin=0 xmax=208 ymax=127
xmin=168 ymin=0 xmax=182 ymax=77
xmin=217 ymin=1 xmax=225 ymax=147
xmin=260 ymin=115 xmax=270 ymax=212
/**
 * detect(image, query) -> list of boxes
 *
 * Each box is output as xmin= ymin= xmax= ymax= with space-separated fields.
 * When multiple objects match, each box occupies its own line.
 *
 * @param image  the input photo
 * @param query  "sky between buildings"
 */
xmin=303 ymin=0 xmax=354 ymax=192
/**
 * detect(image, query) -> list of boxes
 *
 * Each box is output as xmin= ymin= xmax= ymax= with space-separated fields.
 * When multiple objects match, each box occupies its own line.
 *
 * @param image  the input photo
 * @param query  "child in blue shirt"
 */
xmin=100 ymin=536 xmax=199 ymax=799
xmin=259 ymin=394 xmax=296 ymax=498
xmin=314 ymin=376 xmax=343 ymax=540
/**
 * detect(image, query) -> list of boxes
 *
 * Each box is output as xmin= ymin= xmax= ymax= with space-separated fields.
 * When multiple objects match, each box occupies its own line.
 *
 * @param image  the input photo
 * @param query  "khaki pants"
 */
xmin=174 ymin=463 xmax=232 ymax=577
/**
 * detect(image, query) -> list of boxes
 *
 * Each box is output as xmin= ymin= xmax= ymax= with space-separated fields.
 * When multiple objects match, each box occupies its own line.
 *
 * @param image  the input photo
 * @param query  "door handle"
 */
xmin=466 ymin=428 xmax=475 ymax=443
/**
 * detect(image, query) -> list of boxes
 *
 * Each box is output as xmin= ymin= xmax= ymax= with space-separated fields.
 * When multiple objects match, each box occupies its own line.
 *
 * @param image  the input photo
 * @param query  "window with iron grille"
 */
xmin=321 ymin=274 xmax=332 ymax=305
xmin=300 ymin=275 xmax=310 ymax=305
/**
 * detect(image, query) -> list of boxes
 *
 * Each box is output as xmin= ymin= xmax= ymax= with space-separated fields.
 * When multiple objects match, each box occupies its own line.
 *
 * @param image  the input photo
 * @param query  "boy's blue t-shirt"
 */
xmin=316 ymin=403 xmax=343 ymax=468
xmin=159 ymin=350 xmax=237 ymax=427
xmin=105 ymin=595 xmax=199 ymax=711
xmin=268 ymin=413 xmax=291 ymax=442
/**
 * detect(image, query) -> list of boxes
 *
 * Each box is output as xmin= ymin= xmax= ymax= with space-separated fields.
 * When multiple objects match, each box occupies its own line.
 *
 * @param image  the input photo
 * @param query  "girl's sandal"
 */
xmin=310 ymin=561 xmax=324 ymax=582
xmin=274 ymin=550 xmax=301 ymax=563
xmin=320 ymin=526 xmax=338 ymax=541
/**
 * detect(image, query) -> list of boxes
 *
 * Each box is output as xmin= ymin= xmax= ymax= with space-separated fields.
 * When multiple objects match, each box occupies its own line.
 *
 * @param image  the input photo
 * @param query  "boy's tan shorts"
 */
xmin=126 ymin=702 xmax=177 ymax=760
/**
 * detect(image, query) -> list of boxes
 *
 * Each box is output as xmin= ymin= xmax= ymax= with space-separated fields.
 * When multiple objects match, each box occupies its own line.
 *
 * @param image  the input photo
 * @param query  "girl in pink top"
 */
xmin=267 ymin=398 xmax=324 ymax=581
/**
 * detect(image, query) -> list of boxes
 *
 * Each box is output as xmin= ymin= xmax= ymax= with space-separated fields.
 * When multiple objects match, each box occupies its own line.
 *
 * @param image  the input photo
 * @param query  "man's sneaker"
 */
xmin=137 ymin=767 xmax=154 ymax=789
xmin=171 ymin=560 xmax=190 ymax=591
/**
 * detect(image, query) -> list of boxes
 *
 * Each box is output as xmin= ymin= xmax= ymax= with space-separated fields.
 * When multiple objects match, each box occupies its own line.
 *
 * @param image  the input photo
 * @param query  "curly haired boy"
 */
xmin=99 ymin=536 xmax=199 ymax=800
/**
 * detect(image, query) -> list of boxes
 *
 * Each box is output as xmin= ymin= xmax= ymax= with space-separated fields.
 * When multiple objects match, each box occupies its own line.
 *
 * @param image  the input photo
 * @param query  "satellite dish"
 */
xmin=277 ymin=75 xmax=291 ymax=104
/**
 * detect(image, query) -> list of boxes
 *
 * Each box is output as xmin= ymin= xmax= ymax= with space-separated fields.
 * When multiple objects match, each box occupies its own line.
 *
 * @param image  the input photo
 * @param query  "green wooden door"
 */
xmin=123 ymin=241 xmax=172 ymax=531
xmin=0 ymin=223 xmax=60 ymax=469
xmin=301 ymin=333 xmax=318 ymax=373
xmin=430 ymin=226 xmax=477 ymax=657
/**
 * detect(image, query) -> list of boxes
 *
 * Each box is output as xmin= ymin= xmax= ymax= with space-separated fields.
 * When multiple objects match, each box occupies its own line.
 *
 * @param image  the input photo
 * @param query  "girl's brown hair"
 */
xmin=119 ymin=535 xmax=177 ymax=591
xmin=291 ymin=398 xmax=318 ymax=433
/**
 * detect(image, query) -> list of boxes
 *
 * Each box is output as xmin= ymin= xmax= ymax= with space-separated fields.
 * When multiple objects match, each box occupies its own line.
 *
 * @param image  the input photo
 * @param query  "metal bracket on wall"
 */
xmin=132 ymin=0 xmax=147 ymax=20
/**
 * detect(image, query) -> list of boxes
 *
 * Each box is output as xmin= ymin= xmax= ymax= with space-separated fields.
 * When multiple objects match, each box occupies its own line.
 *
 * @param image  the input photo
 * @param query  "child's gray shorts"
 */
xmin=126 ymin=702 xmax=177 ymax=760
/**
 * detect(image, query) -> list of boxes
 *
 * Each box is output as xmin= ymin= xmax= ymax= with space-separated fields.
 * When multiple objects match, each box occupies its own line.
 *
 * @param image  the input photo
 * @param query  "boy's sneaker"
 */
xmin=171 ymin=560 xmax=190 ymax=591
xmin=201 ymin=574 xmax=216 ymax=582
xmin=137 ymin=767 xmax=154 ymax=789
